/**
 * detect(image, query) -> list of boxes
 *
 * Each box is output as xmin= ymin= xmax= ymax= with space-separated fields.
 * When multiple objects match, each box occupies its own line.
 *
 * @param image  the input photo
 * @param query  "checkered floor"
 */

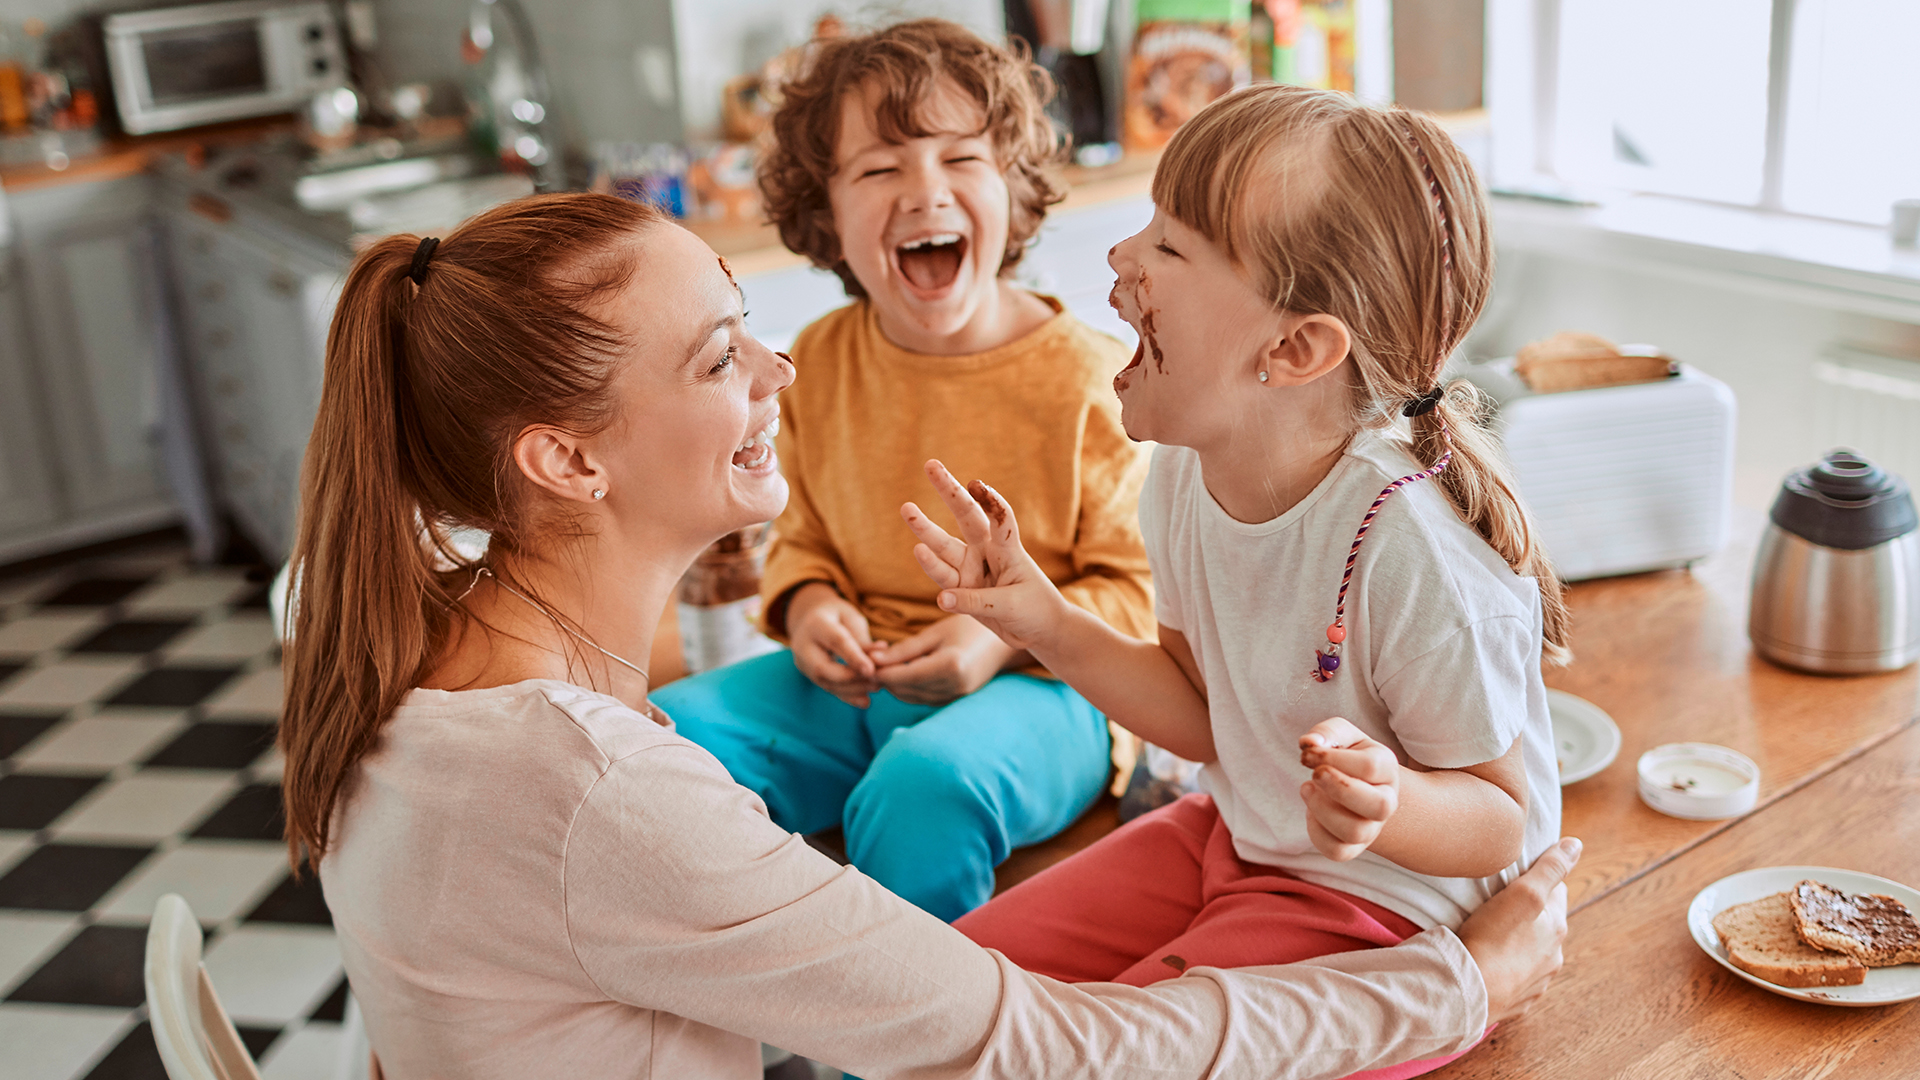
xmin=0 ymin=543 xmax=352 ymax=1080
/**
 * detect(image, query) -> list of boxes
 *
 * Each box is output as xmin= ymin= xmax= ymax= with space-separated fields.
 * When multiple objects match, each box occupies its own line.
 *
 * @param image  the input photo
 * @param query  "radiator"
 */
xmin=1813 ymin=346 xmax=1920 ymax=488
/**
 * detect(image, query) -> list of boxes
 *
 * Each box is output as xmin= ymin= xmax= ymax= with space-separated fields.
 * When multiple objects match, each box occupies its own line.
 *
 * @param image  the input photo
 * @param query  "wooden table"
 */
xmin=1430 ymin=510 xmax=1920 ymax=1077
xmin=1544 ymin=509 xmax=1919 ymax=911
xmin=1436 ymin=712 xmax=1920 ymax=1078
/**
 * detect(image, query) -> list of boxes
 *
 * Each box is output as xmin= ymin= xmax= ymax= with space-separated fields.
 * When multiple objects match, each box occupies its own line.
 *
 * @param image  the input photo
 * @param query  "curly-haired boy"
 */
xmin=654 ymin=18 xmax=1152 ymax=921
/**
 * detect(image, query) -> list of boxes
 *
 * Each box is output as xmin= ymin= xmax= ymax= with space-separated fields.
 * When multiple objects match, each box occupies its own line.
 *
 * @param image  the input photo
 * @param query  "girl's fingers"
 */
xmin=1302 ymin=801 xmax=1367 ymax=860
xmin=1304 ymin=781 xmax=1385 ymax=842
xmin=1309 ymin=745 xmax=1398 ymax=785
xmin=964 ymin=478 xmax=1022 ymax=547
xmin=901 ymin=502 xmax=968 ymax=568
xmin=936 ymin=584 xmax=1021 ymax=619
xmin=1311 ymin=765 xmax=1395 ymax=822
xmin=923 ymin=460 xmax=996 ymax=547
xmin=1300 ymin=716 xmax=1367 ymax=752
xmin=912 ymin=542 xmax=962 ymax=589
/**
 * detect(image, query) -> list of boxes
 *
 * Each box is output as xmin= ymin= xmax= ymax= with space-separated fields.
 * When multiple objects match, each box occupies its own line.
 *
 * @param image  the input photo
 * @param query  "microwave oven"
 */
xmin=101 ymin=0 xmax=346 ymax=135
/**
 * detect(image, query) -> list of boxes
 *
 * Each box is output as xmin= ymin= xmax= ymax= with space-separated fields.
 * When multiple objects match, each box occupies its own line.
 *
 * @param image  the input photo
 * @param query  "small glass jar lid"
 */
xmin=1637 ymin=743 xmax=1760 ymax=820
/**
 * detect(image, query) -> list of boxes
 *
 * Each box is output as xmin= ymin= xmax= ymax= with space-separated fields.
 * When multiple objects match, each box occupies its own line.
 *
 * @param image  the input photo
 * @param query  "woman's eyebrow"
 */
xmin=679 ymin=310 xmax=740 ymax=369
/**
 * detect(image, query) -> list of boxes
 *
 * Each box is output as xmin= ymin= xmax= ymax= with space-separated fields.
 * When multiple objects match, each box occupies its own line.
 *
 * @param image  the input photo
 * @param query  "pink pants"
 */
xmin=954 ymin=794 xmax=1482 ymax=1080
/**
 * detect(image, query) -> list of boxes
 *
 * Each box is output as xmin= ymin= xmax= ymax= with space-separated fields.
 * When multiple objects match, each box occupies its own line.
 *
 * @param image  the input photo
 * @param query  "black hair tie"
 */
xmin=1402 ymin=385 xmax=1446 ymax=418
xmin=407 ymin=236 xmax=441 ymax=285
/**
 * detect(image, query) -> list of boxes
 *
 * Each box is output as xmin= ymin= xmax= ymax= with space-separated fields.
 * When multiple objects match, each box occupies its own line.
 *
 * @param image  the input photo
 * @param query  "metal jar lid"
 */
xmin=1769 ymin=450 xmax=1918 ymax=550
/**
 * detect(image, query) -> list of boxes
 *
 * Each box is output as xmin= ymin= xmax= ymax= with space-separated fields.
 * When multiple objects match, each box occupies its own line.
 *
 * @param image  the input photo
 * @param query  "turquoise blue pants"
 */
xmin=652 ymin=649 xmax=1112 ymax=922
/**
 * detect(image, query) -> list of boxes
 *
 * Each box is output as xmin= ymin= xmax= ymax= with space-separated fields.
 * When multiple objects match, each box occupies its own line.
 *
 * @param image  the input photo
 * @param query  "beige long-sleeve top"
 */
xmin=321 ymin=680 xmax=1490 ymax=1080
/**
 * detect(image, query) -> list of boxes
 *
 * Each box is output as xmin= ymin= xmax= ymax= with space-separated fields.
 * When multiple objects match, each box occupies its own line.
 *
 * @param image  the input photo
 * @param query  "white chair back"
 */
xmin=144 ymin=893 xmax=264 ymax=1080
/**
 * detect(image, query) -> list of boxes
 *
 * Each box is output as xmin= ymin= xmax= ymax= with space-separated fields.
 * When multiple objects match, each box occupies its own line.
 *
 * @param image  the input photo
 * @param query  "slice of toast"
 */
xmin=1789 ymin=880 xmax=1920 ymax=967
xmin=1712 ymin=893 xmax=1868 ymax=987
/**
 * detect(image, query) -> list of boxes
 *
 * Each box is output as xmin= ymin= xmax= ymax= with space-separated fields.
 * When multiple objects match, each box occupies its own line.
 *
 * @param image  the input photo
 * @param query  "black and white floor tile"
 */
xmin=0 ymin=545 xmax=351 ymax=1080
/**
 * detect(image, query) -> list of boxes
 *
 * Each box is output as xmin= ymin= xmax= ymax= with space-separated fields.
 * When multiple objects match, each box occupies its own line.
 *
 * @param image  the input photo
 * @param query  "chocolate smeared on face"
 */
xmin=1140 ymin=309 xmax=1165 ymax=373
xmin=1113 ymin=340 xmax=1144 ymax=394
xmin=1133 ymin=269 xmax=1166 ymax=373
xmin=718 ymin=255 xmax=737 ymax=287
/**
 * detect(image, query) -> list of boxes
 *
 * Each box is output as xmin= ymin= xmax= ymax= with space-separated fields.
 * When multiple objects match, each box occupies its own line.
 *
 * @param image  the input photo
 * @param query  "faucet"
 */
xmin=468 ymin=0 xmax=566 ymax=191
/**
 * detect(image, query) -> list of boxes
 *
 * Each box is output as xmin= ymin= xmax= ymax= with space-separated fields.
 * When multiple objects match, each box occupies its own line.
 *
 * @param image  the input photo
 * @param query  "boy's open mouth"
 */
xmin=895 ymin=233 xmax=968 ymax=293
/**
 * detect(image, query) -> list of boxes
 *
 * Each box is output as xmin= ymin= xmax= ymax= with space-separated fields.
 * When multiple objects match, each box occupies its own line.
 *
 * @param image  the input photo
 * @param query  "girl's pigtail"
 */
xmin=280 ymin=235 xmax=443 ymax=873
xmin=1412 ymin=380 xmax=1571 ymax=664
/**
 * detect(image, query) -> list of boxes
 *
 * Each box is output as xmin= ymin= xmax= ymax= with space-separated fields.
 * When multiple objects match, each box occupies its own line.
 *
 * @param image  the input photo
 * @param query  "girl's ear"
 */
xmin=512 ymin=424 xmax=608 ymax=504
xmin=1261 ymin=314 xmax=1352 ymax=385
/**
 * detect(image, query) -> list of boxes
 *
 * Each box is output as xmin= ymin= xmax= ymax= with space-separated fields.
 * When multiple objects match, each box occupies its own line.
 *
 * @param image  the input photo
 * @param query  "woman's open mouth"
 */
xmin=731 ymin=414 xmax=780 ymax=471
xmin=895 ymin=232 xmax=969 ymax=295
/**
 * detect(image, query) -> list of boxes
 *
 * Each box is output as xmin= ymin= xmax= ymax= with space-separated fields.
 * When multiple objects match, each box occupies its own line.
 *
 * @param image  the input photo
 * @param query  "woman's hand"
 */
xmin=785 ymin=582 xmax=882 ymax=709
xmin=1298 ymin=718 xmax=1400 ymax=862
xmin=1457 ymin=836 xmax=1580 ymax=1024
xmin=871 ymin=615 xmax=1021 ymax=706
xmin=900 ymin=460 xmax=1072 ymax=654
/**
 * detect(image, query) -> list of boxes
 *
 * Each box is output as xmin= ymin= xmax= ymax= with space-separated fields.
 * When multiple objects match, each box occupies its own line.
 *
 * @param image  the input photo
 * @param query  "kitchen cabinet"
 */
xmin=0 ymin=174 xmax=183 ymax=562
xmin=162 ymin=186 xmax=345 ymax=561
xmin=0 ymin=252 xmax=62 ymax=546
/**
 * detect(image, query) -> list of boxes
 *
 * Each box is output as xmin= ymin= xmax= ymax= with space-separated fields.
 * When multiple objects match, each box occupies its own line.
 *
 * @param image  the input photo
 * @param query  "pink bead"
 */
xmin=1326 ymin=623 xmax=1347 ymax=644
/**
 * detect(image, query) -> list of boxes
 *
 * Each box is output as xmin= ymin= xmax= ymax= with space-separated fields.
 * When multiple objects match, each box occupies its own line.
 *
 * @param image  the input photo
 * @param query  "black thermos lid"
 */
xmin=1769 ymin=450 xmax=1918 ymax=551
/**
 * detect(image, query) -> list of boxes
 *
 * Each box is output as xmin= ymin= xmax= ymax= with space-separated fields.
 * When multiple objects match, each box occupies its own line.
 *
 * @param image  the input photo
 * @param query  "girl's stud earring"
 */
xmin=1258 ymin=371 xmax=1270 ymax=383
xmin=592 ymin=489 xmax=605 ymax=500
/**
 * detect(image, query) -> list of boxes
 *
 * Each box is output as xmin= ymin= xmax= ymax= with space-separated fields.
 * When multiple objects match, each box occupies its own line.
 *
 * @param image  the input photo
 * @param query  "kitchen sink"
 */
xmin=293 ymin=153 xmax=481 ymax=211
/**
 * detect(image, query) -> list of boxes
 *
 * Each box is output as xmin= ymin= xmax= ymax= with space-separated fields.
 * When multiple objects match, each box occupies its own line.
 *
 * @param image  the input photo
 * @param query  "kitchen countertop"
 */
xmin=0 ymin=117 xmax=299 ymax=193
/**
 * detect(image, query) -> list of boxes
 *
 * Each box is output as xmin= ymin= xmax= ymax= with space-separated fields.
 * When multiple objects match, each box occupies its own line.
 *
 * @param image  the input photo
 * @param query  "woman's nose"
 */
xmin=766 ymin=349 xmax=796 ymax=396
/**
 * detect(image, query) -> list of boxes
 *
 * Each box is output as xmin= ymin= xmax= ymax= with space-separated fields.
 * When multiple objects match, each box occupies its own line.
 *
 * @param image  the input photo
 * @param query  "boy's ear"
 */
xmin=1262 ymin=314 xmax=1352 ymax=385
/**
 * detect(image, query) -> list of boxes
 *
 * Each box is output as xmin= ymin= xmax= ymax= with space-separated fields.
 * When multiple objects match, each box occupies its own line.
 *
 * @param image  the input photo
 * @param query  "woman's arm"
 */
xmin=900 ymin=459 xmax=1215 ymax=761
xmin=565 ymin=743 xmax=1579 ymax=1079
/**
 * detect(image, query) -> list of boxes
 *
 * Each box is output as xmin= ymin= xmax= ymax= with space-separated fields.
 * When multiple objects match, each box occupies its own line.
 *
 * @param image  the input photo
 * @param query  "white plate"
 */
xmin=1687 ymin=865 xmax=1920 ymax=1006
xmin=1548 ymin=689 xmax=1621 ymax=785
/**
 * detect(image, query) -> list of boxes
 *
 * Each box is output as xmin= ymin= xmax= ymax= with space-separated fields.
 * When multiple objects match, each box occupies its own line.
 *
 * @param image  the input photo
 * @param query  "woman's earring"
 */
xmin=592 ymin=489 xmax=606 ymax=500
xmin=1258 ymin=371 xmax=1270 ymax=383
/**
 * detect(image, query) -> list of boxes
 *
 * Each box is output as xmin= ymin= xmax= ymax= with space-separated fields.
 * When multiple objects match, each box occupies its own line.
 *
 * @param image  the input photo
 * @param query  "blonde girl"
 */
xmin=907 ymin=85 xmax=1576 ymax=1079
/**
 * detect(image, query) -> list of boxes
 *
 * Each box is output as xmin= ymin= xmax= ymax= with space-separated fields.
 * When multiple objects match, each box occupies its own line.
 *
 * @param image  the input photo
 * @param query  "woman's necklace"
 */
xmin=464 ymin=567 xmax=650 ymax=687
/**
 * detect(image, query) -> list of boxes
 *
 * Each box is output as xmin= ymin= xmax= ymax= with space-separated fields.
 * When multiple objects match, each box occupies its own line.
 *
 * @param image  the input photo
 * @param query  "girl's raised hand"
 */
xmin=1298 ymin=717 xmax=1401 ymax=862
xmin=900 ymin=459 xmax=1070 ymax=653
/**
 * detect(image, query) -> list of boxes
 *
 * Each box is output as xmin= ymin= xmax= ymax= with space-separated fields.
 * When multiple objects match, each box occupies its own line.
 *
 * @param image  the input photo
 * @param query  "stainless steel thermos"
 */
xmin=1749 ymin=451 xmax=1920 ymax=674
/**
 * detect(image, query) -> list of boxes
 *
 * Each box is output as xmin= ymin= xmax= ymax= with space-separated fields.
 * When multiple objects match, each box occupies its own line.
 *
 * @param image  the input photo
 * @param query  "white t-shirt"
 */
xmin=1140 ymin=433 xmax=1561 ymax=930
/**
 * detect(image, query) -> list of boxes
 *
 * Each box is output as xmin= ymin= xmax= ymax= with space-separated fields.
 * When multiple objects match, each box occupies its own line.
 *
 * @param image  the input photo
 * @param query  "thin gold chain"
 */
xmin=463 ymin=567 xmax=650 ymax=686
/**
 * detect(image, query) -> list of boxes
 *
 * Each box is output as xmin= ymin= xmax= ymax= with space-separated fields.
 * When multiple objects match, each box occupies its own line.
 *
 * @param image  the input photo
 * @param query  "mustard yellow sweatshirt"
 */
xmin=762 ymin=297 xmax=1155 ymax=654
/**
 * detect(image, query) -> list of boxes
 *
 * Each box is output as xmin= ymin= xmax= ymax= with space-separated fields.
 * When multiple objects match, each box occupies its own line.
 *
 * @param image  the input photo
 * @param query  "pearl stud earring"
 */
xmin=1258 ymin=371 xmax=1270 ymax=383
xmin=592 ymin=489 xmax=605 ymax=500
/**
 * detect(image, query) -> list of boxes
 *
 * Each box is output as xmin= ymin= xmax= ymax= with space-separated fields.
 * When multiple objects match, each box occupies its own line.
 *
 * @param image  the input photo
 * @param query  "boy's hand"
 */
xmin=871 ymin=615 xmax=1020 ymax=706
xmin=1298 ymin=717 xmax=1401 ymax=862
xmin=900 ymin=460 xmax=1071 ymax=653
xmin=785 ymin=582 xmax=881 ymax=709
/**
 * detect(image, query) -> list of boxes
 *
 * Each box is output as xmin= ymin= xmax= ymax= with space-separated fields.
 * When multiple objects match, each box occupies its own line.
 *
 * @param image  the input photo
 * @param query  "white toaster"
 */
xmin=1458 ymin=360 xmax=1737 ymax=581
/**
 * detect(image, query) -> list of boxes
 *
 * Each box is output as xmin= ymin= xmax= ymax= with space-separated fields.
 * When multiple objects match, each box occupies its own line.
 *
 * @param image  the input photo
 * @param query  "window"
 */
xmin=1488 ymin=0 xmax=1920 ymax=226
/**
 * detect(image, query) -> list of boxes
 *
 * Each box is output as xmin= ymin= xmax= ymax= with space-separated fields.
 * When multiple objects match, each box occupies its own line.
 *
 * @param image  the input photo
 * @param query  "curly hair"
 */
xmin=758 ymin=18 xmax=1066 ymax=297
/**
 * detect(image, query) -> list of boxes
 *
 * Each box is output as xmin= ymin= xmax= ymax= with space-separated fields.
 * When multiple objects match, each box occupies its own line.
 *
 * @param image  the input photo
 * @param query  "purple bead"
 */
xmin=1317 ymin=652 xmax=1340 ymax=672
